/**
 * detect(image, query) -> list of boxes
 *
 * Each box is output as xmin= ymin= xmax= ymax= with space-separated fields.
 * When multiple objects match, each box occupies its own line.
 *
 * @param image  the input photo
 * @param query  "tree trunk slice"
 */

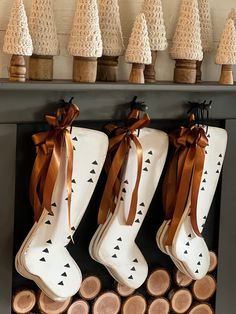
xmin=174 ymin=269 xmax=193 ymax=287
xmin=115 ymin=282 xmax=135 ymax=297
xmin=29 ymin=55 xmax=53 ymax=81
xmin=208 ymin=251 xmax=218 ymax=273
xmin=67 ymin=299 xmax=90 ymax=314
xmin=73 ymin=56 xmax=97 ymax=83
xmin=79 ymin=275 xmax=102 ymax=300
xmin=196 ymin=60 xmax=203 ymax=82
xmin=92 ymin=291 xmax=121 ymax=314
xmin=146 ymin=268 xmax=171 ymax=297
xmin=192 ymin=274 xmax=216 ymax=301
xmin=188 ymin=303 xmax=214 ymax=314
xmin=169 ymin=289 xmax=192 ymax=313
xmin=97 ymin=56 xmax=119 ymax=82
xmin=129 ymin=63 xmax=145 ymax=84
xmin=121 ymin=294 xmax=147 ymax=314
xmin=148 ymin=297 xmax=170 ymax=314
xmin=218 ymin=64 xmax=233 ymax=85
xmin=9 ymin=55 xmax=26 ymax=82
xmin=37 ymin=291 xmax=72 ymax=314
xmin=174 ymin=59 xmax=197 ymax=84
xmin=12 ymin=289 xmax=36 ymax=314
xmin=144 ymin=51 xmax=157 ymax=83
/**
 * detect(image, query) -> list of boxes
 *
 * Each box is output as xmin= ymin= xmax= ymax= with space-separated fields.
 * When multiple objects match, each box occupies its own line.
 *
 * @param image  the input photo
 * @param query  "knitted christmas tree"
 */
xmin=3 ymin=0 xmax=33 ymax=82
xmin=125 ymin=13 xmax=151 ymax=84
xmin=170 ymin=0 xmax=203 ymax=84
xmin=97 ymin=0 xmax=124 ymax=81
xmin=143 ymin=0 xmax=168 ymax=82
xmin=216 ymin=14 xmax=236 ymax=85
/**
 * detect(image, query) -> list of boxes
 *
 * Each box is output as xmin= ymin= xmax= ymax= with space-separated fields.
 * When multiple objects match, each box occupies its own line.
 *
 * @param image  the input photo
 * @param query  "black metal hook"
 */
xmin=130 ymin=96 xmax=149 ymax=112
xmin=187 ymin=100 xmax=212 ymax=133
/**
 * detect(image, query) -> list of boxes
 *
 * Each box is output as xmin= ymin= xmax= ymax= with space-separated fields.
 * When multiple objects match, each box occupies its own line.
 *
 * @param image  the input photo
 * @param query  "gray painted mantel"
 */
xmin=0 ymin=80 xmax=235 ymax=313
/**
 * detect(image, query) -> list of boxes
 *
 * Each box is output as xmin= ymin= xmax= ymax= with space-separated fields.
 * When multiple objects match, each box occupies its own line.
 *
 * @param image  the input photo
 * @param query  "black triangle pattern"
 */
xmin=45 ymin=220 xmax=51 ymax=225
xmin=61 ymin=272 xmax=67 ymax=277
xmin=148 ymin=151 xmax=153 ymax=155
xmin=140 ymin=203 xmax=145 ymax=207
xmin=48 ymin=212 xmax=54 ymax=216
xmin=122 ymin=188 xmax=126 ymax=193
xmin=64 ymin=264 xmax=70 ymax=268
xmin=40 ymin=257 xmax=46 ymax=262
xmin=131 ymin=267 xmax=136 ymax=271
xmin=112 ymin=254 xmax=117 ymax=258
xmin=137 ymin=211 xmax=142 ymax=215
xmin=133 ymin=259 xmax=138 ymax=263
xmin=52 ymin=202 xmax=57 ymax=207
xmin=72 ymin=179 xmax=76 ymax=184
xmin=217 ymin=162 xmax=221 ymax=166
xmin=88 ymin=178 xmax=93 ymax=183
xmin=120 ymin=197 xmax=124 ymax=201
xmin=47 ymin=240 xmax=52 ymax=244
xmin=205 ymin=151 xmax=208 ymax=154
xmin=197 ymin=262 xmax=201 ymax=266
xmin=145 ymin=159 xmax=151 ymax=164
xmin=92 ymin=161 xmax=98 ymax=165
xmin=207 ymin=134 xmax=210 ymax=138
xmin=71 ymin=226 xmax=76 ymax=231
xmin=72 ymin=137 xmax=78 ymax=141
xmin=219 ymin=154 xmax=222 ymax=157
xmin=199 ymin=253 xmax=203 ymax=257
xmin=117 ymin=237 xmax=122 ymax=241
xmin=188 ymin=234 xmax=192 ymax=238
xmin=128 ymin=275 xmax=133 ymax=279
xmin=73 ymin=146 xmax=76 ymax=151
xmin=203 ymin=179 xmax=206 ymax=183
xmin=201 ymin=187 xmax=205 ymax=191
xmin=195 ymin=270 xmax=199 ymax=274
xmin=65 ymin=197 xmax=68 ymax=201
xmin=143 ymin=167 xmax=148 ymax=172
xmin=90 ymin=169 xmax=96 ymax=174
xmin=43 ymin=248 xmax=49 ymax=253
xmin=184 ymin=250 xmax=188 ymax=254
xmin=186 ymin=242 xmax=190 ymax=246
xmin=58 ymin=281 xmax=64 ymax=286
xmin=67 ymin=236 xmax=72 ymax=240
xmin=204 ymin=171 xmax=208 ymax=174
xmin=135 ymin=219 xmax=140 ymax=223
xmin=216 ymin=170 xmax=220 ymax=174
xmin=203 ymin=216 xmax=207 ymax=220
xmin=114 ymin=246 xmax=120 ymax=250
xmin=124 ymin=180 xmax=129 ymax=184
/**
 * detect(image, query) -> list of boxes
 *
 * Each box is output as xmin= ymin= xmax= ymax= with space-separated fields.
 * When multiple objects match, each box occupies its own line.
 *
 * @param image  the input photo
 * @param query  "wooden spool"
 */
xmin=73 ymin=56 xmax=97 ymax=83
xmin=146 ymin=268 xmax=171 ymax=297
xmin=218 ymin=64 xmax=234 ymax=85
xmin=121 ymin=294 xmax=147 ymax=314
xmin=148 ymin=297 xmax=170 ymax=314
xmin=96 ymin=56 xmax=119 ymax=82
xmin=79 ymin=275 xmax=102 ymax=300
xmin=37 ymin=291 xmax=72 ymax=314
xmin=12 ymin=289 xmax=36 ymax=314
xmin=9 ymin=55 xmax=26 ymax=82
xmin=67 ymin=299 xmax=90 ymax=314
xmin=92 ymin=291 xmax=121 ymax=314
xmin=169 ymin=289 xmax=192 ymax=313
xmin=144 ymin=51 xmax=158 ymax=83
xmin=174 ymin=269 xmax=193 ymax=287
xmin=115 ymin=282 xmax=135 ymax=297
xmin=188 ymin=303 xmax=214 ymax=314
xmin=174 ymin=59 xmax=197 ymax=84
xmin=129 ymin=63 xmax=145 ymax=84
xmin=192 ymin=274 xmax=216 ymax=301
xmin=196 ymin=60 xmax=203 ymax=82
xmin=29 ymin=54 xmax=53 ymax=81
xmin=208 ymin=251 xmax=218 ymax=273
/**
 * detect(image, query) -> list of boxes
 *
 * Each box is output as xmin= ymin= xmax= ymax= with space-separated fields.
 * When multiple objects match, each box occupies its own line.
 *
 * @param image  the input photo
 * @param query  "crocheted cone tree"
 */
xmin=125 ymin=13 xmax=152 ymax=84
xmin=68 ymin=0 xmax=102 ymax=82
xmin=97 ymin=0 xmax=124 ymax=82
xmin=29 ymin=0 xmax=59 ymax=81
xmin=216 ymin=14 xmax=236 ymax=85
xmin=197 ymin=0 xmax=213 ymax=81
xmin=143 ymin=0 xmax=168 ymax=82
xmin=170 ymin=0 xmax=203 ymax=84
xmin=3 ymin=0 xmax=33 ymax=82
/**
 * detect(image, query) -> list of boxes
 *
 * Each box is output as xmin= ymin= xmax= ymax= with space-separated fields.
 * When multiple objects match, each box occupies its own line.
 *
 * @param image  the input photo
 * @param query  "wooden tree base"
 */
xmin=146 ymin=268 xmax=171 ymax=297
xmin=148 ymin=297 xmax=170 ymax=314
xmin=9 ymin=55 xmax=26 ymax=82
xmin=67 ymin=299 xmax=90 ymax=314
xmin=169 ymin=289 xmax=192 ymax=313
xmin=12 ymin=289 xmax=36 ymax=314
xmin=208 ymin=251 xmax=218 ymax=273
xmin=79 ymin=275 xmax=102 ymax=300
xmin=218 ymin=64 xmax=234 ymax=85
xmin=29 ymin=55 xmax=53 ymax=81
xmin=144 ymin=51 xmax=157 ymax=83
xmin=73 ymin=57 xmax=97 ymax=83
xmin=116 ymin=282 xmax=135 ymax=297
xmin=121 ymin=294 xmax=147 ymax=314
xmin=174 ymin=269 xmax=193 ymax=287
xmin=192 ymin=274 xmax=216 ymax=301
xmin=188 ymin=303 xmax=214 ymax=314
xmin=37 ymin=291 xmax=71 ymax=314
xmin=97 ymin=56 xmax=119 ymax=82
xmin=92 ymin=291 xmax=121 ymax=314
xmin=129 ymin=63 xmax=145 ymax=84
xmin=196 ymin=60 xmax=203 ymax=82
xmin=174 ymin=59 xmax=197 ymax=84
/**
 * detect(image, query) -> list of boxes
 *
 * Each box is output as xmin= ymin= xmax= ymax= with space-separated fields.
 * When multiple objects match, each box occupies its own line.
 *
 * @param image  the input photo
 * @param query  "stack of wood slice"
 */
xmin=37 ymin=291 xmax=72 ymax=313
xmin=12 ymin=289 xmax=36 ymax=314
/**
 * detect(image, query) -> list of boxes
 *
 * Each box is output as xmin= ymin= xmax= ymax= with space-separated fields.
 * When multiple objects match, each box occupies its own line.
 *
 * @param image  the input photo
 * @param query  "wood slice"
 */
xmin=9 ymin=55 xmax=26 ymax=82
xmin=218 ymin=64 xmax=234 ymax=85
xmin=188 ymin=303 xmax=214 ymax=314
xmin=174 ymin=59 xmax=197 ymax=84
xmin=92 ymin=291 xmax=121 ymax=314
xmin=97 ymin=56 xmax=119 ymax=82
xmin=73 ymin=56 xmax=97 ymax=83
xmin=79 ymin=275 xmax=102 ymax=300
xmin=115 ymin=282 xmax=135 ymax=297
xmin=196 ymin=60 xmax=203 ymax=82
xmin=208 ymin=251 xmax=218 ymax=273
xmin=12 ymin=289 xmax=36 ymax=314
xmin=67 ymin=299 xmax=90 ymax=314
xmin=169 ymin=289 xmax=192 ymax=313
xmin=174 ymin=269 xmax=193 ymax=287
xmin=129 ymin=63 xmax=145 ymax=84
xmin=121 ymin=294 xmax=147 ymax=314
xmin=146 ymin=268 xmax=171 ymax=297
xmin=192 ymin=274 xmax=216 ymax=301
xmin=29 ymin=54 xmax=53 ymax=81
xmin=144 ymin=50 xmax=157 ymax=83
xmin=37 ymin=291 xmax=72 ymax=314
xmin=148 ymin=297 xmax=170 ymax=314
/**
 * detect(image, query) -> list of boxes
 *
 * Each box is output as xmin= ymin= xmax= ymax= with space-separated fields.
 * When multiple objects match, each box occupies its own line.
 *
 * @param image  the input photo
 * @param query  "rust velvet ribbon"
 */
xmin=162 ymin=126 xmax=208 ymax=246
xmin=98 ymin=110 xmax=150 ymax=225
xmin=29 ymin=104 xmax=80 ymax=229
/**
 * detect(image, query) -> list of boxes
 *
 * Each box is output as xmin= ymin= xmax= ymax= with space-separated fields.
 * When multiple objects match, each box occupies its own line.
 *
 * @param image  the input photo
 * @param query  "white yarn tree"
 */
xmin=198 ymin=0 xmax=213 ymax=52
xmin=125 ymin=13 xmax=152 ymax=84
xmin=143 ymin=0 xmax=168 ymax=82
xmin=3 ymin=0 xmax=33 ymax=82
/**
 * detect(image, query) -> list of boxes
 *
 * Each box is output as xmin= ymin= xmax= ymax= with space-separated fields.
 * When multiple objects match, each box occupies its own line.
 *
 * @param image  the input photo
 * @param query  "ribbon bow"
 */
xmin=29 ymin=104 xmax=80 ymax=229
xmin=98 ymin=109 xmax=150 ymax=225
xmin=162 ymin=125 xmax=208 ymax=246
